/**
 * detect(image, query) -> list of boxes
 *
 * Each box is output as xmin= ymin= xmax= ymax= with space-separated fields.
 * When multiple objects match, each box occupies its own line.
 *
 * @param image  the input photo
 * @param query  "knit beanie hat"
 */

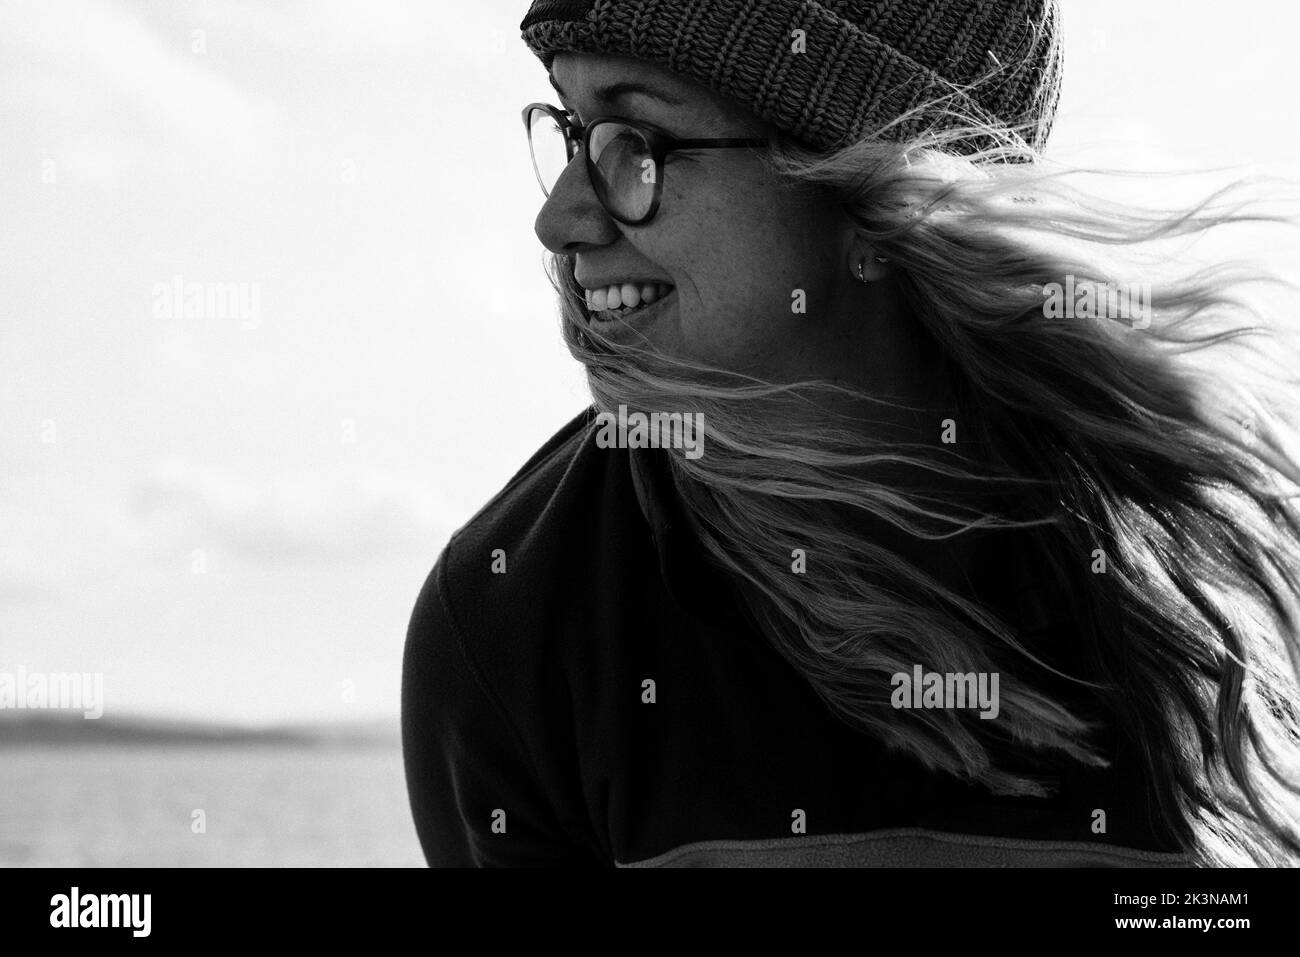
xmin=519 ymin=0 xmax=1064 ymax=155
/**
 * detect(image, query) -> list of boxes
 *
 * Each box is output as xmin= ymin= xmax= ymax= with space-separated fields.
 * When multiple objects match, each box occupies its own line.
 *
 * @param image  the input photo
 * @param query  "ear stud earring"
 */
xmin=856 ymin=256 xmax=890 ymax=282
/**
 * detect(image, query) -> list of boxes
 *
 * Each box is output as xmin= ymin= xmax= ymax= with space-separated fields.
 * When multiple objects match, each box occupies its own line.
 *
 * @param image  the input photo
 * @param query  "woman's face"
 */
xmin=534 ymin=52 xmax=941 ymax=403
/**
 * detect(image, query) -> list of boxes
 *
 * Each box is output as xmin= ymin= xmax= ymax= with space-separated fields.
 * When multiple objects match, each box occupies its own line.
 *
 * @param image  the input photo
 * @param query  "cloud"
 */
xmin=0 ymin=548 xmax=59 ymax=605
xmin=0 ymin=0 xmax=275 ymax=177
xmin=126 ymin=460 xmax=461 ymax=564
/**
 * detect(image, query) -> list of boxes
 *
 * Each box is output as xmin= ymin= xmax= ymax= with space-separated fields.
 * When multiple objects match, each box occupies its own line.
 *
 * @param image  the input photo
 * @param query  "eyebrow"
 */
xmin=548 ymin=73 xmax=686 ymax=107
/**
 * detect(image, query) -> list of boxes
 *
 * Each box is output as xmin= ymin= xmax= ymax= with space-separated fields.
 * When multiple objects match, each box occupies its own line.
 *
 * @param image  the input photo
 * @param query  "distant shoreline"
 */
xmin=0 ymin=712 xmax=400 ymax=748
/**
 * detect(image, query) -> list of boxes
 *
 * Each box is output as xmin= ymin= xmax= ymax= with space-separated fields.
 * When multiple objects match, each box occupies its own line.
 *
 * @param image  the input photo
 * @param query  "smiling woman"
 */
xmin=402 ymin=0 xmax=1300 ymax=868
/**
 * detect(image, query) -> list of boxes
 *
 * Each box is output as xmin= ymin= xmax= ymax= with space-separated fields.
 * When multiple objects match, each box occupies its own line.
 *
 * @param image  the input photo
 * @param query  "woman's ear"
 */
xmin=848 ymin=247 xmax=892 ymax=283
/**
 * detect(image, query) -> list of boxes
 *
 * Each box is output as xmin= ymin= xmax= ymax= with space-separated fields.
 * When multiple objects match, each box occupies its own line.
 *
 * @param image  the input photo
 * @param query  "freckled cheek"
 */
xmin=670 ymin=236 xmax=801 ymax=324
xmin=654 ymin=178 xmax=805 ymax=319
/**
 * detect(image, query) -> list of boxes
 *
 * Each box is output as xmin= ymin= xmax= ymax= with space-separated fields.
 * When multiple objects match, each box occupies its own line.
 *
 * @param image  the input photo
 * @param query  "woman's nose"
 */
xmin=533 ymin=153 xmax=620 ymax=255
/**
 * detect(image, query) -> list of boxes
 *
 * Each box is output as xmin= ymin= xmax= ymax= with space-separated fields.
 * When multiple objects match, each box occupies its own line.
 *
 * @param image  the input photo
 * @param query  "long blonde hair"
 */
xmin=543 ymin=111 xmax=1300 ymax=865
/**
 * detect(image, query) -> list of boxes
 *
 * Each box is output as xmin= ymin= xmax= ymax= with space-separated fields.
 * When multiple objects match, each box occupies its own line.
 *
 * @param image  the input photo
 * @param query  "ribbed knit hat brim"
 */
xmin=520 ymin=0 xmax=1063 ymax=154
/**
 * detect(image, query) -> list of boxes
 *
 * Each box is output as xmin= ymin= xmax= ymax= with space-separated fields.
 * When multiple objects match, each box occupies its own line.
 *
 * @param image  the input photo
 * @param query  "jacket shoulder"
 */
xmin=437 ymin=405 xmax=629 ymax=604
xmin=452 ymin=405 xmax=599 ymax=547
xmin=402 ymin=406 xmax=643 ymax=863
xmin=412 ymin=404 xmax=650 ymax=682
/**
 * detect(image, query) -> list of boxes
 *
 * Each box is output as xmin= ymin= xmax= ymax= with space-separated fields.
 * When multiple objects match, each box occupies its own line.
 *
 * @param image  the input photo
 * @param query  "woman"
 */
xmin=402 ymin=0 xmax=1300 ymax=866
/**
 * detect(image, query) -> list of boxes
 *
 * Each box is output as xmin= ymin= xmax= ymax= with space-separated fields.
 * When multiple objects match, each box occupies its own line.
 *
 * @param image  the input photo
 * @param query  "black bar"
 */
xmin=1 ymin=866 xmax=1281 ymax=944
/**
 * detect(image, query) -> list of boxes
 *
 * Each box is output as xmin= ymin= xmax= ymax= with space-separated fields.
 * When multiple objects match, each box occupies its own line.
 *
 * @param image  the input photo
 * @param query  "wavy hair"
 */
xmin=541 ymin=100 xmax=1300 ymax=865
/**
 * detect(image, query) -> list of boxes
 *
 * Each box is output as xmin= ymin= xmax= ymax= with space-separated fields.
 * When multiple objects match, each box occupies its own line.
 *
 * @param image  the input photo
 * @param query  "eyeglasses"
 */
xmin=522 ymin=102 xmax=768 ymax=226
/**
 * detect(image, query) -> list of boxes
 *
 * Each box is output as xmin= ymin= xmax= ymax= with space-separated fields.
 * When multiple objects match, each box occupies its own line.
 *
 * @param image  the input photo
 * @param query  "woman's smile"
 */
xmin=585 ymin=285 xmax=677 ymax=330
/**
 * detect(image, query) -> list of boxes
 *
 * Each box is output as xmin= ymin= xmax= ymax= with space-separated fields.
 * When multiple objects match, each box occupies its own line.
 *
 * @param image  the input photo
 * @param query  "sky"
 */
xmin=2 ymin=0 xmax=1298 ymax=726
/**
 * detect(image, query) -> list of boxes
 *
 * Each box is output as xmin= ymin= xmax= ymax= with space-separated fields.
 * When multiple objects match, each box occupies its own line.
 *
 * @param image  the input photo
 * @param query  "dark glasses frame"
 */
xmin=522 ymin=102 xmax=768 ymax=226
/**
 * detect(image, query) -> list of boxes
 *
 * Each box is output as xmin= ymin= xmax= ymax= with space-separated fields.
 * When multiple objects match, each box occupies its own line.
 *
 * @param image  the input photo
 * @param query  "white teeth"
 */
xmin=585 ymin=282 xmax=673 ymax=315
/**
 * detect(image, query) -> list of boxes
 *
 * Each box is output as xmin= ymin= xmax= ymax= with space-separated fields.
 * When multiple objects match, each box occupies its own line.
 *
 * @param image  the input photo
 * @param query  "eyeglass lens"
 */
xmin=527 ymin=108 xmax=656 ymax=222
